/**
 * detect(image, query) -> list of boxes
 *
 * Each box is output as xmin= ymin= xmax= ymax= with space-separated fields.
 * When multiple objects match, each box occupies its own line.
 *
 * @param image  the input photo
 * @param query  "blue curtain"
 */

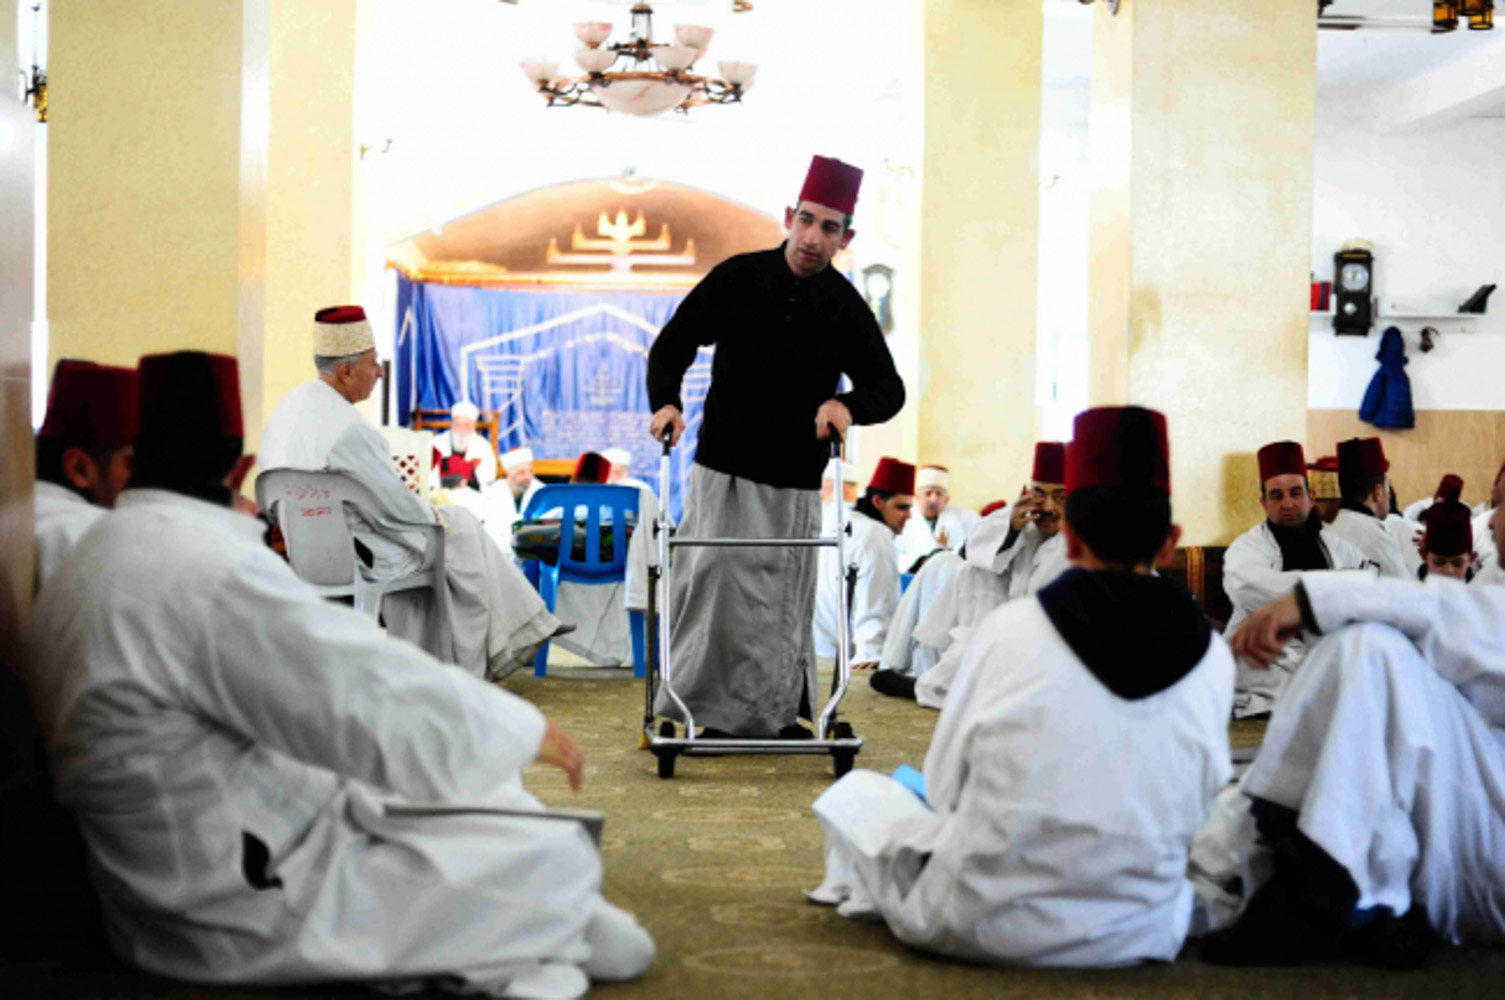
xmin=394 ymin=276 xmax=707 ymax=519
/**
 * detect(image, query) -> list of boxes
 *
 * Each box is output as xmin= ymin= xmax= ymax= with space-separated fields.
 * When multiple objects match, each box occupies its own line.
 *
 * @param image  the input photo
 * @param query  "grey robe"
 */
xmin=654 ymin=464 xmax=820 ymax=736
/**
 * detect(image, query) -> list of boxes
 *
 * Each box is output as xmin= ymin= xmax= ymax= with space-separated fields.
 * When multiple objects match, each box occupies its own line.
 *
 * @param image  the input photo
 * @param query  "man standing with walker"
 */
xmin=646 ymin=155 xmax=905 ymax=742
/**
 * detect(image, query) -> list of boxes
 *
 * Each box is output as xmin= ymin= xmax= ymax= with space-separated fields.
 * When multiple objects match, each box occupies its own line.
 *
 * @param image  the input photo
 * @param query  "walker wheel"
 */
xmin=659 ymin=721 xmax=676 ymax=738
xmin=832 ymin=750 xmax=855 ymax=778
xmin=657 ymin=749 xmax=677 ymax=779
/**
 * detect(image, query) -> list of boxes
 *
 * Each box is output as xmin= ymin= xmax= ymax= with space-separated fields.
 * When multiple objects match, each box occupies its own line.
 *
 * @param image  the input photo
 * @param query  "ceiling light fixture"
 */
xmin=1318 ymin=0 xmax=1492 ymax=32
xmin=520 ymin=2 xmax=756 ymax=117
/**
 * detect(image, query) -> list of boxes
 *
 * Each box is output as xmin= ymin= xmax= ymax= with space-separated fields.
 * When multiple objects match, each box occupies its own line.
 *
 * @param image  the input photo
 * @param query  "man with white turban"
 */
xmin=259 ymin=305 xmax=567 ymax=680
xmin=432 ymin=400 xmax=498 ymax=490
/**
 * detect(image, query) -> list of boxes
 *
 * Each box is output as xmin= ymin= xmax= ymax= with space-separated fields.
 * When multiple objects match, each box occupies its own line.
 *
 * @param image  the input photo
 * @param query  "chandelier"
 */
xmin=520 ymin=3 xmax=757 ymax=117
xmin=1316 ymin=0 xmax=1493 ymax=31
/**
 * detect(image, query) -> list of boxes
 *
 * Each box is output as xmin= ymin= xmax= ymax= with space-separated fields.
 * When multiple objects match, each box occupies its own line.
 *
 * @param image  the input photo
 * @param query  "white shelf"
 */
xmin=1310 ymin=310 xmax=1480 ymax=331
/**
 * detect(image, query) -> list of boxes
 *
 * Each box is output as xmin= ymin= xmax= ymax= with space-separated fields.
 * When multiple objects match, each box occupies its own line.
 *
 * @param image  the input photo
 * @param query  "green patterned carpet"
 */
xmin=5 ymin=663 xmax=1502 ymax=998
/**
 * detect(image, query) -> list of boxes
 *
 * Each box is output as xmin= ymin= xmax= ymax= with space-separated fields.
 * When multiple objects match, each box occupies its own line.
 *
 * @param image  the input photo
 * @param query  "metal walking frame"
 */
xmin=641 ymin=430 xmax=863 ymax=778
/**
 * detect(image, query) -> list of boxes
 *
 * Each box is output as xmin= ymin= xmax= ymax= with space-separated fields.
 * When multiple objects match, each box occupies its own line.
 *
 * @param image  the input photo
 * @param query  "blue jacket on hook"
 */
xmin=1360 ymin=326 xmax=1414 ymax=430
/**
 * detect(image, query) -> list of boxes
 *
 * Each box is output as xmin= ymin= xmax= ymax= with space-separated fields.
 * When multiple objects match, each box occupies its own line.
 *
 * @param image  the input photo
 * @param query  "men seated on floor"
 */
xmin=1401 ymin=473 xmax=1464 ymax=523
xmin=870 ymin=498 xmax=1009 ymax=701
xmin=258 ymin=305 xmax=565 ymax=681
xmin=1225 ymin=441 xmax=1371 ymax=719
xmin=22 ymin=350 xmax=653 ymax=997
xmin=813 ymin=458 xmax=912 ymax=672
xmin=809 ymin=406 xmax=1233 ymax=968
xmin=1197 ymin=529 xmax=1505 ymax=968
xmin=1308 ymin=455 xmax=1341 ymax=524
xmin=33 ymin=359 xmax=137 ymax=588
xmin=912 ymin=442 xmax=1070 ymax=709
xmin=894 ymin=465 xmax=979 ymax=573
xmin=1328 ymin=437 xmax=1415 ymax=579
xmin=1417 ymin=499 xmax=1477 ymax=582
xmin=432 ymin=400 xmax=497 ymax=491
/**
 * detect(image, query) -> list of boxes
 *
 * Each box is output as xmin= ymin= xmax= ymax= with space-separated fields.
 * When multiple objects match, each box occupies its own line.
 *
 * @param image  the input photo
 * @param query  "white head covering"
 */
xmin=313 ymin=305 xmax=375 ymax=357
xmin=602 ymin=447 xmax=632 ymax=472
xmin=501 ymin=446 xmax=535 ymax=471
xmin=450 ymin=400 xmax=480 ymax=421
xmin=916 ymin=465 xmax=949 ymax=491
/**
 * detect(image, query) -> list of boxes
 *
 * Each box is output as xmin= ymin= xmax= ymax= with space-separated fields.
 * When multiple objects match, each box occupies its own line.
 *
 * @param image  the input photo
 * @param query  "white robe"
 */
xmin=432 ymin=430 xmax=499 ymax=488
xmin=1386 ymin=512 xmax=1424 ymax=577
xmin=259 ymin=380 xmax=556 ymax=678
xmin=22 ymin=488 xmax=649 ymax=996
xmin=894 ymin=505 xmax=979 ymax=575
xmin=1197 ymin=574 xmax=1505 ymax=946
xmin=1222 ymin=520 xmax=1372 ymax=718
xmin=913 ymin=519 xmax=1069 ymax=710
xmin=1328 ymin=507 xmax=1412 ymax=579
xmin=1472 ymin=507 xmax=1498 ymax=577
xmin=33 ymin=480 xmax=106 ymax=590
xmin=878 ymin=550 xmax=964 ymax=679
xmin=813 ymin=510 xmax=901 ymax=663
xmin=811 ymin=585 xmax=1234 ymax=966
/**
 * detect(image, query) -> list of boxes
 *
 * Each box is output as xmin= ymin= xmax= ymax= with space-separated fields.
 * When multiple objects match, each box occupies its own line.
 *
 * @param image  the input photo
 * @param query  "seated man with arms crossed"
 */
xmin=1224 ymin=440 xmax=1371 ymax=718
xmin=809 ymin=407 xmax=1232 ymax=967
xmin=25 ymin=352 xmax=652 ymax=998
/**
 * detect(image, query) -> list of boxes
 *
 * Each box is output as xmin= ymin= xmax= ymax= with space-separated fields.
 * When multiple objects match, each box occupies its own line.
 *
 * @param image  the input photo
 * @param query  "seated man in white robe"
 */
xmin=810 ymin=406 xmax=1233 ymax=968
xmin=258 ymin=306 xmax=565 ymax=681
xmin=894 ymin=465 xmax=979 ymax=574
xmin=1328 ymin=436 xmax=1415 ymax=579
xmin=813 ymin=457 xmax=911 ymax=674
xmin=913 ymin=442 xmax=1071 ymax=709
xmin=871 ymin=497 xmax=1009 ymax=700
xmin=432 ymin=400 xmax=498 ymax=491
xmin=25 ymin=351 xmax=653 ymax=998
xmin=1225 ymin=440 xmax=1372 ymax=718
xmin=1200 ymin=505 xmax=1505 ymax=967
xmin=32 ymin=359 xmax=137 ymax=589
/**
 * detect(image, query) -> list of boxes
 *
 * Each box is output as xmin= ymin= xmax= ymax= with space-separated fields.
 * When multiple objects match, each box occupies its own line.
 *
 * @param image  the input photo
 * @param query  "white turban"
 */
xmin=602 ymin=447 xmax=632 ymax=471
xmin=501 ymin=446 xmax=535 ymax=471
xmin=450 ymin=400 xmax=480 ymax=421
xmin=313 ymin=305 xmax=375 ymax=357
xmin=916 ymin=466 xmax=949 ymax=490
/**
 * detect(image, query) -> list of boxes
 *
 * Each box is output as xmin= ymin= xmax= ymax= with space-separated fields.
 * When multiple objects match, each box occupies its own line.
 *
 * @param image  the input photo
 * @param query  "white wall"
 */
xmin=1309 ymin=109 xmax=1505 ymax=411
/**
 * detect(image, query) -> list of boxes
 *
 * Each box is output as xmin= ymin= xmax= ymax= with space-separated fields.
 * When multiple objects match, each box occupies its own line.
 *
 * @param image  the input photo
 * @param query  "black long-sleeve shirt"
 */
xmin=648 ymin=246 xmax=905 ymax=489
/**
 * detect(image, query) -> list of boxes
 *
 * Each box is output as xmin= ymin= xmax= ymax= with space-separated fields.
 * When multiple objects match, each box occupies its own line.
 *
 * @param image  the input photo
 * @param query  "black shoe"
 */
xmin=1200 ymin=877 xmax=1343 ymax=966
xmin=777 ymin=724 xmax=814 ymax=740
xmin=870 ymin=669 xmax=917 ymax=700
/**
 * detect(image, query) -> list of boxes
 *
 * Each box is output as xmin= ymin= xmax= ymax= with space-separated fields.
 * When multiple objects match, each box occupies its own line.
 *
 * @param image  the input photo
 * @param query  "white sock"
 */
xmin=583 ymin=901 xmax=655 ymax=982
xmin=501 ymin=961 xmax=588 ymax=1000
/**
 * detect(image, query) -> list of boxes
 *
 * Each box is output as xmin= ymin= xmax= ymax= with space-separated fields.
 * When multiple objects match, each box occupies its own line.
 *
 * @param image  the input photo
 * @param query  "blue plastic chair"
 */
xmin=523 ymin=484 xmax=646 ymax=676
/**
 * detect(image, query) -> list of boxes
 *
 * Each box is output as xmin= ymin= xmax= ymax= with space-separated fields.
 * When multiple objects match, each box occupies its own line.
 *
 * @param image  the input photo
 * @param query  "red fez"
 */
xmin=1337 ymin=436 xmax=1389 ymax=479
xmin=1422 ymin=500 xmax=1473 ymax=557
xmin=1435 ymin=474 xmax=1464 ymax=503
xmin=440 ymin=454 xmax=477 ymax=479
xmin=868 ymin=457 xmax=915 ymax=495
xmin=136 ymin=352 xmax=244 ymax=439
xmin=1032 ymin=442 xmax=1067 ymax=485
xmin=979 ymin=498 xmax=1010 ymax=518
xmin=314 ymin=305 xmax=367 ymax=324
xmin=1066 ymin=406 xmax=1171 ymax=494
xmin=1257 ymin=441 xmax=1307 ymax=484
xmin=39 ymin=359 xmax=139 ymax=449
xmin=1313 ymin=455 xmax=1339 ymax=473
xmin=798 ymin=155 xmax=863 ymax=216
xmin=572 ymin=451 xmax=611 ymax=484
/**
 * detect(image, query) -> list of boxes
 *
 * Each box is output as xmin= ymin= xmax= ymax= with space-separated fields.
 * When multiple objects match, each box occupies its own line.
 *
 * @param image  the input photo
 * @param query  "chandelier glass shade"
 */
xmin=521 ymin=3 xmax=756 ymax=117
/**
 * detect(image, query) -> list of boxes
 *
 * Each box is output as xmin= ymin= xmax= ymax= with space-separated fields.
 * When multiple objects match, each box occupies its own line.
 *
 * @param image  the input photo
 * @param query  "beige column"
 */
xmin=49 ymin=0 xmax=269 ymax=409
xmin=262 ymin=0 xmax=362 ymax=446
xmin=48 ymin=1 xmax=363 ymax=449
xmin=917 ymin=0 xmax=1042 ymax=508
xmin=1086 ymin=1 xmax=1317 ymax=544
